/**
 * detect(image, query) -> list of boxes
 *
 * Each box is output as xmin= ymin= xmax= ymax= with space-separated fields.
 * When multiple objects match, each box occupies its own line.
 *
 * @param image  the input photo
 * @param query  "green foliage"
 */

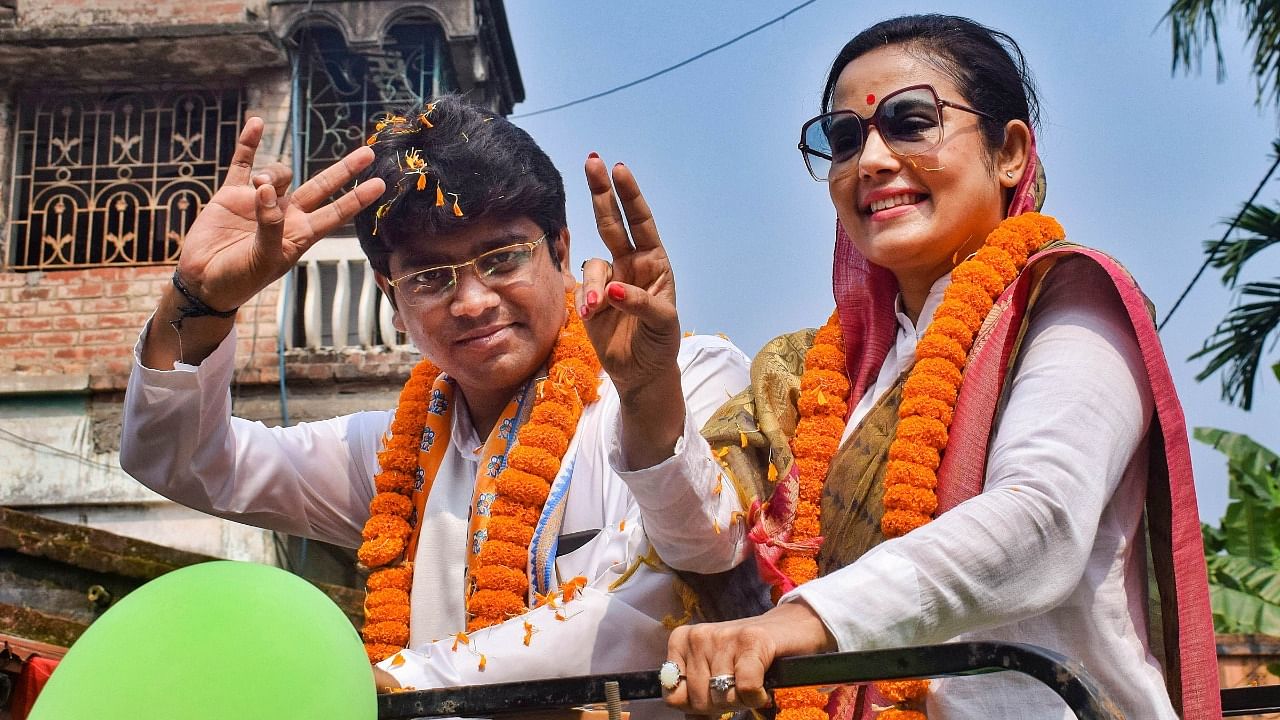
xmin=1165 ymin=0 xmax=1280 ymax=110
xmin=1198 ymin=427 xmax=1280 ymax=633
xmin=1192 ymin=281 xmax=1280 ymax=410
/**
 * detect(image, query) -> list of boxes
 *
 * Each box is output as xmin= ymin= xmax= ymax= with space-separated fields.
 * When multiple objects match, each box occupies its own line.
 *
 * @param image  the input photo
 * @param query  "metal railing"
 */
xmin=378 ymin=642 xmax=1126 ymax=720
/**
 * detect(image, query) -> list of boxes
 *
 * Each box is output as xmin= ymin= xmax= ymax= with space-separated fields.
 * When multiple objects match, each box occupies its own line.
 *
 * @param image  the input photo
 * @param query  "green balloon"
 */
xmin=31 ymin=561 xmax=374 ymax=720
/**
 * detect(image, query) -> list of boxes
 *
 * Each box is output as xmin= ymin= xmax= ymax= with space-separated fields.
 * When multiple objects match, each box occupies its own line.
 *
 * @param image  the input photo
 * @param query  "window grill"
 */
xmin=7 ymin=86 xmax=244 ymax=271
xmin=297 ymin=23 xmax=454 ymax=182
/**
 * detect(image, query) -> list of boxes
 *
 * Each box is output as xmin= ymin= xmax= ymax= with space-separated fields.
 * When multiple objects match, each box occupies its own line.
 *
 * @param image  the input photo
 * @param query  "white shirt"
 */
xmin=120 ymin=329 xmax=749 ymax=718
xmin=647 ymin=258 xmax=1175 ymax=719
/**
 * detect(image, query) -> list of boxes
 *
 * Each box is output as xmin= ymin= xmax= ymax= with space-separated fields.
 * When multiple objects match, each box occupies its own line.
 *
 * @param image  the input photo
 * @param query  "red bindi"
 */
xmin=866 ymin=93 xmax=876 ymax=105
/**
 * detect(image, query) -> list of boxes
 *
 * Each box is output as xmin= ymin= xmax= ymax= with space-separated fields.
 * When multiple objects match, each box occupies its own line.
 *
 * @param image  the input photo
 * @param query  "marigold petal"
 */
xmin=774 ymin=687 xmax=829 ymax=709
xmin=800 ymin=369 xmax=851 ymax=400
xmin=888 ymin=439 xmax=941 ymax=470
xmin=953 ymin=259 xmax=1006 ymax=298
xmin=508 ymin=445 xmax=562 ymax=481
xmin=777 ymin=708 xmax=830 ymax=720
xmin=881 ymin=508 xmax=931 ymax=538
xmin=804 ymin=343 xmax=846 ymax=373
xmin=370 ymin=492 xmax=414 ymax=518
xmin=491 ymin=498 xmax=541 ymax=526
xmin=467 ymin=588 xmax=527 ymax=619
xmin=529 ymin=401 xmax=575 ymax=435
xmin=366 ymin=587 xmax=410 ymax=608
xmin=883 ymin=484 xmax=939 ymax=516
xmin=362 ymin=620 xmax=409 ymax=647
xmin=495 ymin=468 xmax=552 ymax=507
xmin=780 ymin=555 xmax=818 ymax=583
xmin=362 ymin=513 xmax=412 ymax=541
xmin=798 ymin=389 xmax=848 ymax=419
xmin=365 ymin=643 xmax=402 ymax=663
xmin=885 ymin=459 xmax=939 ymax=489
xmin=476 ymin=539 xmax=528 ymax=570
xmin=488 ymin=515 xmax=535 ymax=546
xmin=876 ymin=679 xmax=930 ymax=703
xmin=367 ymin=565 xmax=413 ymax=592
xmin=365 ymin=602 xmax=412 ymax=623
xmin=518 ymin=422 xmax=570 ymax=459
xmin=896 ymin=416 xmax=949 ymax=450
xmin=473 ymin=564 xmax=531 ymax=595
xmin=915 ymin=334 xmax=966 ymax=367
xmin=899 ymin=396 xmax=954 ymax=425
xmin=358 ymin=536 xmax=405 ymax=568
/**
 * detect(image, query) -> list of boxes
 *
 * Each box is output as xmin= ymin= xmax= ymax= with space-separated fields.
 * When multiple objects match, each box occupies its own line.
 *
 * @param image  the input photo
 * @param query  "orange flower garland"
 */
xmin=777 ymin=212 xmax=1063 ymax=718
xmin=358 ymin=292 xmax=601 ymax=661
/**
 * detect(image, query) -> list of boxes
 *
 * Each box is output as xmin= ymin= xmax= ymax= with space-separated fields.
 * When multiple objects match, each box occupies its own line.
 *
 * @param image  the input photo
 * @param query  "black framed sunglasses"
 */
xmin=797 ymin=84 xmax=997 ymax=181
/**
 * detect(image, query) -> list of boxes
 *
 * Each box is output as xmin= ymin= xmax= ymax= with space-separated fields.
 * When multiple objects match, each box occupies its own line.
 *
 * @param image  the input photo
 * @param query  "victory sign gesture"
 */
xmin=577 ymin=156 xmax=684 ymax=469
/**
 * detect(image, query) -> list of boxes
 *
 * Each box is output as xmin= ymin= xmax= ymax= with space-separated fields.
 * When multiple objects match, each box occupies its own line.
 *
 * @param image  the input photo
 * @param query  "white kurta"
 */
xmin=640 ymin=257 xmax=1175 ymax=719
xmin=120 ymin=328 xmax=749 ymax=717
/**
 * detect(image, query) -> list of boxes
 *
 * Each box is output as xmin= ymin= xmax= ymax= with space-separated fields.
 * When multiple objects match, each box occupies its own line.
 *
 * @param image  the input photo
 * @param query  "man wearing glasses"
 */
xmin=119 ymin=96 xmax=750 ymax=706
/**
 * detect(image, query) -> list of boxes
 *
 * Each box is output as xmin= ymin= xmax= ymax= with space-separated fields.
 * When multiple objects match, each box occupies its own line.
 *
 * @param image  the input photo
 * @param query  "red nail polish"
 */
xmin=607 ymin=284 xmax=625 ymax=301
xmin=586 ymin=290 xmax=598 ymax=306
xmin=588 ymin=151 xmax=600 ymax=159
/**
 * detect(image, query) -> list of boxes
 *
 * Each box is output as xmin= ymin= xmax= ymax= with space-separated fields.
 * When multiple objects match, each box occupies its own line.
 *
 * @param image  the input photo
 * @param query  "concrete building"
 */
xmin=0 ymin=0 xmax=523 ymax=586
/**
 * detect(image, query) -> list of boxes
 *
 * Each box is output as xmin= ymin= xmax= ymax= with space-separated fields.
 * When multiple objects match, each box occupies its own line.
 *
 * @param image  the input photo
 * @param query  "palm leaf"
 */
xmin=1205 ymin=201 xmax=1280 ymax=287
xmin=1165 ymin=0 xmax=1229 ymax=81
xmin=1192 ymin=281 xmax=1280 ymax=409
xmin=1164 ymin=0 xmax=1280 ymax=109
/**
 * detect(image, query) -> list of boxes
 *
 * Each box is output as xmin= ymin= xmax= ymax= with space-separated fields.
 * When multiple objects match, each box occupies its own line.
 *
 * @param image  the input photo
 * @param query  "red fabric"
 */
xmin=8 ymin=656 xmax=59 ymax=720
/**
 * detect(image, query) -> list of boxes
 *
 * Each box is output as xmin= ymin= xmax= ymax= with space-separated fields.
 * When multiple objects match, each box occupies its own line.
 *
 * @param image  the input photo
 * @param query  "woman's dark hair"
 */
xmin=353 ymin=94 xmax=566 ymax=276
xmin=822 ymin=15 xmax=1040 ymax=153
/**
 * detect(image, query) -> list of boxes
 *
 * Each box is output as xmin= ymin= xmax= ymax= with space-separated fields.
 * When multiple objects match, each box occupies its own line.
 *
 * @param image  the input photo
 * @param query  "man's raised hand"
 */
xmin=174 ymin=117 xmax=385 ymax=311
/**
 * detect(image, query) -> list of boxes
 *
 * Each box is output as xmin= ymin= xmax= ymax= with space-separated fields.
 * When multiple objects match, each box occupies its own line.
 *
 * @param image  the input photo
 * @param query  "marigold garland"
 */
xmin=775 ymin=213 xmax=1062 ymax=719
xmin=357 ymin=292 xmax=602 ymax=663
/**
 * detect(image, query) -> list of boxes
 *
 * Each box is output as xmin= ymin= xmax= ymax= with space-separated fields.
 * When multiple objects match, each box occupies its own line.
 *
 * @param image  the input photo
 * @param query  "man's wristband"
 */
xmin=171 ymin=269 xmax=239 ymax=319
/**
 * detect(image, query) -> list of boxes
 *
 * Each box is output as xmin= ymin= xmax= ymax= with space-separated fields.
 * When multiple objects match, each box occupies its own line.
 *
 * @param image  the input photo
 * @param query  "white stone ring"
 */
xmin=658 ymin=660 xmax=685 ymax=691
xmin=709 ymin=674 xmax=736 ymax=693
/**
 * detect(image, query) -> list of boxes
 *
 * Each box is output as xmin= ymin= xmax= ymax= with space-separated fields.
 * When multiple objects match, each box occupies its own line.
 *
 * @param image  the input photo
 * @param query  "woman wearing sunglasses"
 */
xmin=583 ymin=13 xmax=1219 ymax=720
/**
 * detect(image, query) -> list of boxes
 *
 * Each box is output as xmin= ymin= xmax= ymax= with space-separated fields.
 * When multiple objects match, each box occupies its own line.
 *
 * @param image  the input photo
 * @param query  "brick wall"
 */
xmin=14 ymin=0 xmax=267 ymax=28
xmin=0 ymin=267 xmax=283 ymax=391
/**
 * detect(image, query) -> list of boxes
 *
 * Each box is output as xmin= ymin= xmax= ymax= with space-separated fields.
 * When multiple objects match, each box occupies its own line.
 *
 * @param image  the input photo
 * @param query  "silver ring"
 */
xmin=579 ymin=258 xmax=614 ymax=272
xmin=658 ymin=660 xmax=684 ymax=691
xmin=709 ymin=674 xmax=736 ymax=693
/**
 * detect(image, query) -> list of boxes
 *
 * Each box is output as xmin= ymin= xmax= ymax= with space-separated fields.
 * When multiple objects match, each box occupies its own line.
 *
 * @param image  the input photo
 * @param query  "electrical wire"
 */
xmin=510 ymin=0 xmax=822 ymax=119
xmin=0 ymin=426 xmax=119 ymax=473
xmin=1158 ymin=150 xmax=1280 ymax=331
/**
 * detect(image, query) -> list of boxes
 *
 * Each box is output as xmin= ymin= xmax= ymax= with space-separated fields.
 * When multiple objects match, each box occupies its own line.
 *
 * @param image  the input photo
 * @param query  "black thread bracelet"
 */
xmin=171 ymin=269 xmax=239 ymax=320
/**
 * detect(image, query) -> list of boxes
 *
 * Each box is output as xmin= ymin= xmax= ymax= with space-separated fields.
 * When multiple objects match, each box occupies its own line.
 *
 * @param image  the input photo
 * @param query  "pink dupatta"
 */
xmin=827 ymin=144 xmax=1220 ymax=717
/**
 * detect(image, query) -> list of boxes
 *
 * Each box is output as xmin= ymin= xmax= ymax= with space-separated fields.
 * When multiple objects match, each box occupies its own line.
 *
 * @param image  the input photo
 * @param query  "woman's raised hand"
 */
xmin=577 ymin=156 xmax=680 ymax=397
xmin=174 ymin=117 xmax=386 ymax=311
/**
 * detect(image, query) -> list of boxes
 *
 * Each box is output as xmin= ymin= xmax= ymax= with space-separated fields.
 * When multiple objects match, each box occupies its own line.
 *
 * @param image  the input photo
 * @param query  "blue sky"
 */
xmin=503 ymin=1 xmax=1279 ymax=522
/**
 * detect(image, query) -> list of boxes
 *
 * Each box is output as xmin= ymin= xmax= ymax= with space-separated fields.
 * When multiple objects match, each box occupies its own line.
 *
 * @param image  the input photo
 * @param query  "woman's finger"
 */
xmin=609 ymin=163 xmax=663 ymax=253
xmin=585 ymin=155 xmax=634 ymax=259
xmin=579 ymin=258 xmax=614 ymax=318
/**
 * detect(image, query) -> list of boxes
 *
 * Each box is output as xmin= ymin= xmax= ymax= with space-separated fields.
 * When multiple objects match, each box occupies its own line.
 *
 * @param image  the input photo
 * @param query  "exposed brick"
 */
xmin=14 ymin=318 xmax=54 ymax=332
xmin=17 ymin=287 xmax=52 ymax=301
xmin=0 ymin=274 xmax=25 ymax=288
xmin=56 ymin=282 xmax=104 ymax=299
xmin=80 ymin=329 xmax=127 ymax=345
xmin=0 ymin=335 xmax=32 ymax=349
xmin=34 ymin=332 xmax=77 ymax=347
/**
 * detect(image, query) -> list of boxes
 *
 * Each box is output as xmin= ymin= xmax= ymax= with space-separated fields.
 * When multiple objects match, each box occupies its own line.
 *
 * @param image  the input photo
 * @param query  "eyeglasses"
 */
xmin=387 ymin=235 xmax=547 ymax=306
xmin=797 ymin=84 xmax=996 ymax=181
